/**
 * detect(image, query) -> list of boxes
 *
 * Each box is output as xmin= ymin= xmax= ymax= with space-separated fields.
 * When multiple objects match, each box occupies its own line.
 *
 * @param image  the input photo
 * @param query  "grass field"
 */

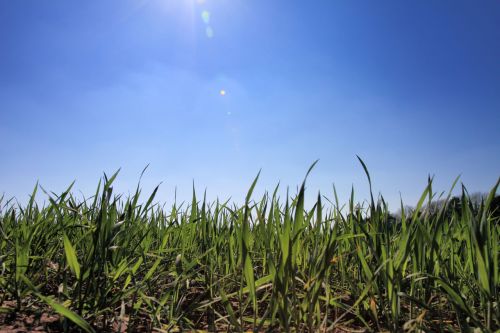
xmin=1 ymin=161 xmax=499 ymax=332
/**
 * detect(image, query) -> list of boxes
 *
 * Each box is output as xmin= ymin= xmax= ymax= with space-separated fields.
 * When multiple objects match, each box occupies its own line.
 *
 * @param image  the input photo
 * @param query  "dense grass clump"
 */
xmin=1 ymin=162 xmax=499 ymax=332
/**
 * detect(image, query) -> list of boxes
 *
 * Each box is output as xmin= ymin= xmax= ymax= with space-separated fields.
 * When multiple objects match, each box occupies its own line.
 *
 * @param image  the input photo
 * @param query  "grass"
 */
xmin=0 ymin=159 xmax=499 ymax=332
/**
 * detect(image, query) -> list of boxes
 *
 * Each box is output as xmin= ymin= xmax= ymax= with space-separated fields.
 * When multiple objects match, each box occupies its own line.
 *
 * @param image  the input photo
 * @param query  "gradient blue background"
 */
xmin=1 ymin=0 xmax=499 ymax=208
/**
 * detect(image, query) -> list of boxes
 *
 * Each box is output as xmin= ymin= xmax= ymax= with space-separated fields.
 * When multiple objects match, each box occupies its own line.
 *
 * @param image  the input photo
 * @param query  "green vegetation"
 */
xmin=1 ymin=160 xmax=499 ymax=332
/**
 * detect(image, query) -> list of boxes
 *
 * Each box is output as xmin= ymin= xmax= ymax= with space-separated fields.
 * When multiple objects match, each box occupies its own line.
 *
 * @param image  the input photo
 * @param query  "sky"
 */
xmin=1 ymin=0 xmax=499 ymax=210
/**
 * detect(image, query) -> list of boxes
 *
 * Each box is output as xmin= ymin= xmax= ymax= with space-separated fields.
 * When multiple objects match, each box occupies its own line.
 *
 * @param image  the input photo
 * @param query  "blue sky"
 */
xmin=1 ymin=0 xmax=499 ymax=209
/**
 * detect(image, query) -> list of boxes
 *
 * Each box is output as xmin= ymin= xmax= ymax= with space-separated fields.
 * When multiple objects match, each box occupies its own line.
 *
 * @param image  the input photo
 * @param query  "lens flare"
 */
xmin=206 ymin=26 xmax=214 ymax=38
xmin=201 ymin=10 xmax=210 ymax=24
